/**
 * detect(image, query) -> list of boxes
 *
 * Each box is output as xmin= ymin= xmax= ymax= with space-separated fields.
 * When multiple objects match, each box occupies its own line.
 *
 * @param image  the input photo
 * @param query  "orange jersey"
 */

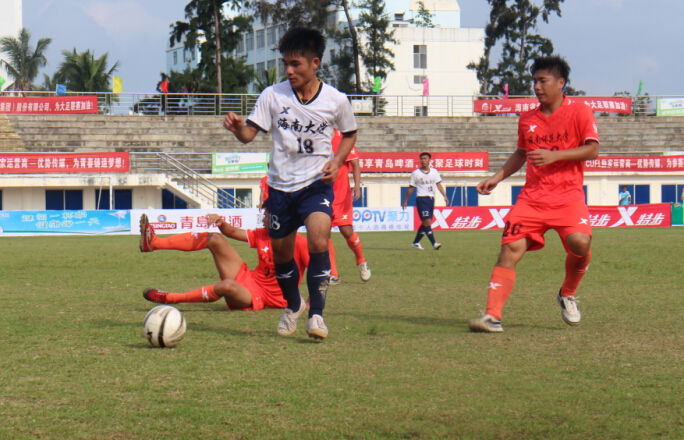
xmin=517 ymin=97 xmax=599 ymax=207
xmin=331 ymin=129 xmax=359 ymax=202
xmin=246 ymin=228 xmax=309 ymax=286
xmin=259 ymin=175 xmax=269 ymax=202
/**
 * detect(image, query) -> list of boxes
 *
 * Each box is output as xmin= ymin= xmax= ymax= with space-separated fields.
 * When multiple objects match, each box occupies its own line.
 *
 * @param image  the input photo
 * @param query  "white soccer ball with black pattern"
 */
xmin=143 ymin=305 xmax=186 ymax=348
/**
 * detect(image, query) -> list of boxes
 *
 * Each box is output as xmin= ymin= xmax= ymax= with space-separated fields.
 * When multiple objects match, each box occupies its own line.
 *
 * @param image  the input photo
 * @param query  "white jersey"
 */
xmin=247 ymin=80 xmax=357 ymax=192
xmin=409 ymin=167 xmax=442 ymax=197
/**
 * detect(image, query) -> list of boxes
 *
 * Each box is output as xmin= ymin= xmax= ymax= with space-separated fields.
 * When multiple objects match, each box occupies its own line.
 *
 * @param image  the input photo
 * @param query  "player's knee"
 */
xmin=215 ymin=279 xmax=238 ymax=296
xmin=566 ymin=233 xmax=591 ymax=256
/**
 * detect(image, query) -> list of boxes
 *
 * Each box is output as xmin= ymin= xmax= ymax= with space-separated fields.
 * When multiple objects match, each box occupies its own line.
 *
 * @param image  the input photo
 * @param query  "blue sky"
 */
xmin=22 ymin=0 xmax=684 ymax=96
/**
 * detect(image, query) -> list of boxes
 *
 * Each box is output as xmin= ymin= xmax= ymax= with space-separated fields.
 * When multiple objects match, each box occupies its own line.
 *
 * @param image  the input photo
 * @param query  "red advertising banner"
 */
xmin=358 ymin=152 xmax=488 ymax=172
xmin=474 ymin=96 xmax=632 ymax=114
xmin=585 ymin=156 xmax=684 ymax=172
xmin=425 ymin=204 xmax=671 ymax=230
xmin=0 ymin=95 xmax=99 ymax=114
xmin=0 ymin=152 xmax=130 ymax=173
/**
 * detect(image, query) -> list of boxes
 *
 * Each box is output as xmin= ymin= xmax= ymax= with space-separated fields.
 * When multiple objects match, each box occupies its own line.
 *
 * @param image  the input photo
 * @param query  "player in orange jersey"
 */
xmin=469 ymin=56 xmax=599 ymax=332
xmin=139 ymin=213 xmax=309 ymax=311
xmin=328 ymin=128 xmax=371 ymax=284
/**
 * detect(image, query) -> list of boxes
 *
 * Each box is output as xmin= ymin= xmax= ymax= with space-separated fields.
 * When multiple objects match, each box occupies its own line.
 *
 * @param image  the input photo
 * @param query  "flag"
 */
xmin=112 ymin=76 xmax=123 ymax=94
xmin=372 ymin=76 xmax=381 ymax=93
xmin=0 ymin=75 xmax=5 ymax=90
xmin=160 ymin=78 xmax=169 ymax=94
xmin=422 ymin=77 xmax=429 ymax=96
xmin=56 ymin=84 xmax=67 ymax=95
xmin=636 ymin=80 xmax=643 ymax=96
xmin=503 ymin=83 xmax=509 ymax=99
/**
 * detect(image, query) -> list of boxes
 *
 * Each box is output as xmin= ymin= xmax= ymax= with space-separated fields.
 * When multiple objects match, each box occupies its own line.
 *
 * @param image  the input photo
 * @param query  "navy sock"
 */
xmin=275 ymin=260 xmax=301 ymax=311
xmin=413 ymin=226 xmax=425 ymax=244
xmin=307 ymin=251 xmax=330 ymax=317
xmin=425 ymin=226 xmax=436 ymax=245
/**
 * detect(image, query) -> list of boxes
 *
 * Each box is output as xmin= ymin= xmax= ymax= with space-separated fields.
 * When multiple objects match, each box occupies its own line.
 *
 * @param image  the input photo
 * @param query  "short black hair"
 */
xmin=278 ymin=27 xmax=326 ymax=60
xmin=531 ymin=55 xmax=571 ymax=83
xmin=420 ymin=152 xmax=431 ymax=159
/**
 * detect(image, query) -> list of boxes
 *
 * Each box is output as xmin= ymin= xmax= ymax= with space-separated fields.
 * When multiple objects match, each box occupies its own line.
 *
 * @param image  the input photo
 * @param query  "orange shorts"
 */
xmin=332 ymin=192 xmax=354 ymax=227
xmin=228 ymin=263 xmax=288 ymax=310
xmin=502 ymin=199 xmax=592 ymax=251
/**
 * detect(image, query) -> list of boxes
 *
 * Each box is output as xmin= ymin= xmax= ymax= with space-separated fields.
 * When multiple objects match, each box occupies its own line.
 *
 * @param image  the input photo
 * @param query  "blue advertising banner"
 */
xmin=0 ymin=210 xmax=131 ymax=236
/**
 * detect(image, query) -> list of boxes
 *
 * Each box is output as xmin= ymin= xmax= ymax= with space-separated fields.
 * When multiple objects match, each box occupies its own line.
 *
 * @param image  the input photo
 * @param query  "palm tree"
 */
xmin=0 ymin=28 xmax=52 ymax=91
xmin=56 ymin=48 xmax=120 ymax=92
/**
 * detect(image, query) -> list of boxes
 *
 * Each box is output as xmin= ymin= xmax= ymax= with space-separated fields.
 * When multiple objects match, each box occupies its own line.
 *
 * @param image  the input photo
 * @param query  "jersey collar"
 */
xmin=293 ymin=79 xmax=322 ymax=105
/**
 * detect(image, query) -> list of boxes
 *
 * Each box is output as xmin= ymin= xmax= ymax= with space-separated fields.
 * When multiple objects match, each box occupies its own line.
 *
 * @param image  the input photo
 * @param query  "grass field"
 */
xmin=0 ymin=227 xmax=682 ymax=439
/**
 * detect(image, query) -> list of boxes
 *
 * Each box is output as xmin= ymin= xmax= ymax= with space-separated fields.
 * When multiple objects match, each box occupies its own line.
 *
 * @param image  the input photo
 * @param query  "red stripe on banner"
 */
xmin=358 ymin=152 xmax=488 ymax=172
xmin=426 ymin=204 xmax=671 ymax=230
xmin=0 ymin=152 xmax=130 ymax=173
xmin=0 ymin=95 xmax=99 ymax=114
xmin=474 ymin=97 xmax=632 ymax=114
xmin=585 ymin=156 xmax=684 ymax=172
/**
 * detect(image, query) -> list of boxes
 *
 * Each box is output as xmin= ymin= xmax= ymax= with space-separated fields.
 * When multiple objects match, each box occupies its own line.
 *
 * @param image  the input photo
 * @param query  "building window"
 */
xmin=218 ymin=188 xmax=252 ymax=208
xmin=46 ymin=190 xmax=83 ymax=210
xmin=256 ymin=29 xmax=265 ymax=49
xmin=267 ymin=58 xmax=276 ymax=72
xmin=246 ymin=32 xmax=254 ymax=51
xmin=267 ymin=26 xmax=276 ymax=46
xmin=237 ymin=38 xmax=245 ymax=53
xmin=414 ymin=106 xmax=428 ymax=117
xmin=353 ymin=187 xmax=368 ymax=207
xmin=413 ymin=45 xmax=427 ymax=69
xmin=256 ymin=62 xmax=265 ymax=78
xmin=620 ymin=184 xmax=650 ymax=204
xmin=173 ymin=50 xmax=178 ymax=65
xmin=446 ymin=186 xmax=479 ymax=207
xmin=162 ymin=189 xmax=187 ymax=209
xmin=413 ymin=75 xmax=427 ymax=84
xmin=95 ymin=189 xmax=132 ymax=210
xmin=278 ymin=24 xmax=287 ymax=39
xmin=401 ymin=187 xmax=416 ymax=207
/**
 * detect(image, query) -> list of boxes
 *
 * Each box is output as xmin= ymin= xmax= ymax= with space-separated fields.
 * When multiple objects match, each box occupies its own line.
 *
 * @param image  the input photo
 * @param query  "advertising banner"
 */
xmin=656 ymin=97 xmax=684 ymax=116
xmin=212 ymin=153 xmax=269 ymax=174
xmin=358 ymin=152 xmax=488 ymax=172
xmin=0 ymin=152 xmax=130 ymax=173
xmin=0 ymin=95 xmax=98 ymax=114
xmin=0 ymin=210 xmax=131 ymax=236
xmin=585 ymin=155 xmax=684 ymax=172
xmin=352 ymin=207 xmax=413 ymax=231
xmin=130 ymin=209 xmax=262 ymax=234
xmin=474 ymin=97 xmax=631 ymax=114
xmin=426 ymin=204 xmax=671 ymax=230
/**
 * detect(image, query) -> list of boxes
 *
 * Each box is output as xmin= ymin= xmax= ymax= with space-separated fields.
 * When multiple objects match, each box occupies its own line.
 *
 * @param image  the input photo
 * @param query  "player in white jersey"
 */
xmin=402 ymin=152 xmax=449 ymax=250
xmin=222 ymin=27 xmax=357 ymax=340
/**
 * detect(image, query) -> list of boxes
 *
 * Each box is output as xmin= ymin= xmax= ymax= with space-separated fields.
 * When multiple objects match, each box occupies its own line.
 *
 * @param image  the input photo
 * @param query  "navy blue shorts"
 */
xmin=416 ymin=196 xmax=435 ymax=220
xmin=265 ymin=180 xmax=334 ymax=238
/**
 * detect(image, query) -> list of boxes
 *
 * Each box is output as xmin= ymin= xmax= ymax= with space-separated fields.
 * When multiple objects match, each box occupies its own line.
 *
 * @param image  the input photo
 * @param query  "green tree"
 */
xmin=357 ymin=0 xmax=397 ymax=92
xmin=171 ymin=0 xmax=252 ymax=93
xmin=38 ymin=72 xmax=60 ymax=91
xmin=55 ymin=48 xmax=119 ymax=92
xmin=415 ymin=1 xmax=435 ymax=28
xmin=251 ymin=0 xmax=333 ymax=30
xmin=0 ymin=28 xmax=51 ymax=91
xmin=468 ymin=0 xmax=564 ymax=95
xmin=254 ymin=65 xmax=283 ymax=92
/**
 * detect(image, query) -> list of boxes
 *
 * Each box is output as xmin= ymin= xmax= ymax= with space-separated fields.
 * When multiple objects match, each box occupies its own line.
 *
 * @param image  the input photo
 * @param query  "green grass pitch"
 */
xmin=0 ymin=228 xmax=682 ymax=439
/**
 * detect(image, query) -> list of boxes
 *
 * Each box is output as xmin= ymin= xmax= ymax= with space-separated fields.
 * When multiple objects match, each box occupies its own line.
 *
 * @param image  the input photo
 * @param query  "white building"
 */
xmin=0 ymin=0 xmax=22 ymax=91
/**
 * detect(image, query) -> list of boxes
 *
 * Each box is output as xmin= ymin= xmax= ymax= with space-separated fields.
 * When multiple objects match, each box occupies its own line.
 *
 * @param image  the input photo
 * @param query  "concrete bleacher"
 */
xmin=4 ymin=114 xmax=684 ymax=171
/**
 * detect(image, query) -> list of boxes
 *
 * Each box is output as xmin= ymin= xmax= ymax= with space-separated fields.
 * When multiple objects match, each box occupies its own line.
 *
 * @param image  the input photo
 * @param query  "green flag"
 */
xmin=372 ymin=76 xmax=381 ymax=93
xmin=636 ymin=80 xmax=643 ymax=96
xmin=0 ymin=75 xmax=5 ymax=90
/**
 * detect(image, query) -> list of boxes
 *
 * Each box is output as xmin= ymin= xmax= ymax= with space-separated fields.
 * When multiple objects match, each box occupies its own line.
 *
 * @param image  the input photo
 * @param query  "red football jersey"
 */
xmin=517 ymin=97 xmax=599 ymax=206
xmin=246 ymin=228 xmax=309 ymax=286
xmin=331 ymin=129 xmax=359 ymax=200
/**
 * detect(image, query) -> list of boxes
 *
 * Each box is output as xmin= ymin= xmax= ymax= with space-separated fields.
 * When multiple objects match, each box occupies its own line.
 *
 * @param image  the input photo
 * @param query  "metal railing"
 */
xmin=1 ymin=90 xmax=672 ymax=117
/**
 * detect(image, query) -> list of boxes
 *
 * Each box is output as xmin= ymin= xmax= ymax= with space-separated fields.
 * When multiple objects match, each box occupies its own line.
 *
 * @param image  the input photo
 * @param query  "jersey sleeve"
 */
xmin=247 ymin=228 xmax=269 ymax=250
xmin=333 ymin=91 xmax=358 ymax=135
xmin=246 ymin=87 xmax=273 ymax=133
xmin=409 ymin=170 xmax=417 ymax=187
xmin=577 ymin=105 xmax=600 ymax=144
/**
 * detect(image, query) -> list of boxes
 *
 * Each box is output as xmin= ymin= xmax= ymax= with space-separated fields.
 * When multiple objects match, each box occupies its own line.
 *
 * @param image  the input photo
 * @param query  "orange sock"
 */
xmin=152 ymin=232 xmax=209 ymax=251
xmin=165 ymin=285 xmax=220 ymax=304
xmin=485 ymin=266 xmax=516 ymax=320
xmin=328 ymin=239 xmax=339 ymax=278
xmin=561 ymin=250 xmax=591 ymax=297
xmin=346 ymin=232 xmax=366 ymax=265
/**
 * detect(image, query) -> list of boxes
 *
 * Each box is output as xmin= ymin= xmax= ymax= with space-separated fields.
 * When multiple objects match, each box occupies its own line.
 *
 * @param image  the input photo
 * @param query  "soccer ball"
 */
xmin=143 ymin=305 xmax=187 ymax=348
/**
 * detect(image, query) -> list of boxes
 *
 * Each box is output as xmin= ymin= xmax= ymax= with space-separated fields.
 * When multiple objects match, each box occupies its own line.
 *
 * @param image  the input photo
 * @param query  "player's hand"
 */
xmin=321 ymin=160 xmax=340 ymax=183
xmin=477 ymin=177 xmax=499 ymax=195
xmin=222 ymin=112 xmax=243 ymax=134
xmin=352 ymin=186 xmax=361 ymax=201
xmin=207 ymin=213 xmax=224 ymax=227
xmin=527 ymin=148 xmax=557 ymax=167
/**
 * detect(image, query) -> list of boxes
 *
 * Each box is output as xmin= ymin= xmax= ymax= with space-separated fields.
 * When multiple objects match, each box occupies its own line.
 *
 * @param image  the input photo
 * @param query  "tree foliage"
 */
xmin=414 ymin=1 xmax=435 ymax=28
xmin=55 ymin=48 xmax=119 ymax=92
xmin=357 ymin=0 xmax=397 ymax=91
xmin=170 ymin=0 xmax=252 ymax=93
xmin=0 ymin=28 xmax=51 ymax=91
xmin=468 ymin=0 xmax=565 ymax=95
xmin=251 ymin=0 xmax=333 ymax=30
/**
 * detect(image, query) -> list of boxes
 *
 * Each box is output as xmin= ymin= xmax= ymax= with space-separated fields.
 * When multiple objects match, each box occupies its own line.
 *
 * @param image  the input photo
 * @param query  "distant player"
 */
xmin=139 ymin=213 xmax=309 ymax=310
xmin=222 ymin=27 xmax=357 ymax=339
xmin=401 ymin=152 xmax=449 ymax=250
xmin=469 ymin=55 xmax=599 ymax=333
xmin=328 ymin=128 xmax=370 ymax=284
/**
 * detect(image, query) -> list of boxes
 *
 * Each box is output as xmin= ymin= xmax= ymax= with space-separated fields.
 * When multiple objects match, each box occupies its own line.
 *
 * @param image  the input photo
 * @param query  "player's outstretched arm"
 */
xmin=477 ymin=148 xmax=527 ymax=195
xmin=207 ymin=213 xmax=248 ymax=242
xmin=223 ymin=112 xmax=258 ymax=144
